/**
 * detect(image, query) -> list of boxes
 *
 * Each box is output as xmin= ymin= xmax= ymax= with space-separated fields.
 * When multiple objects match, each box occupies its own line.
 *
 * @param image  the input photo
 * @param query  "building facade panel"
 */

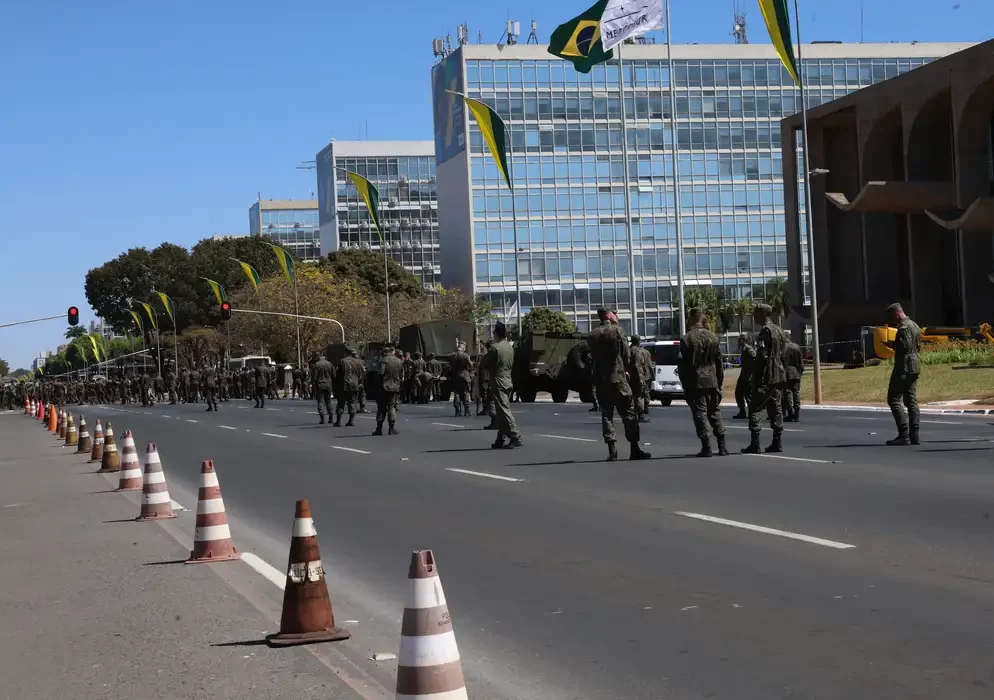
xmin=248 ymin=199 xmax=320 ymax=262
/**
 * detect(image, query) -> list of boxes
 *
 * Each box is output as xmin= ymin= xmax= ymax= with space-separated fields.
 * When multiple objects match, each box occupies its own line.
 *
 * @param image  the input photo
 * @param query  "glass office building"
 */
xmin=315 ymin=141 xmax=440 ymax=289
xmin=248 ymin=199 xmax=321 ymax=262
xmin=432 ymin=42 xmax=968 ymax=338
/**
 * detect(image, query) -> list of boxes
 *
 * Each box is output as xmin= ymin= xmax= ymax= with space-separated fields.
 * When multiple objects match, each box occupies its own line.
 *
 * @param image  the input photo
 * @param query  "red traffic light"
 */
xmin=68 ymin=306 xmax=79 ymax=326
xmin=220 ymin=301 xmax=231 ymax=321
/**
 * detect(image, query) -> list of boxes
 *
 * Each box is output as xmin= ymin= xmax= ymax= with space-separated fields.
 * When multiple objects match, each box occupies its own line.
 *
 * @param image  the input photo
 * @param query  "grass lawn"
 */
xmin=794 ymin=364 xmax=994 ymax=404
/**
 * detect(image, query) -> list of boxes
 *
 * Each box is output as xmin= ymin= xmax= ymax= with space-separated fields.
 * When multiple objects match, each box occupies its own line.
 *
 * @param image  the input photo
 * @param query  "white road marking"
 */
xmin=170 ymin=499 xmax=188 ymax=512
xmin=538 ymin=434 xmax=597 ymax=442
xmin=725 ymin=424 xmax=803 ymax=433
xmin=236 ymin=405 xmax=248 ymax=409
xmin=185 ymin=419 xmax=198 ymax=423
xmin=446 ymin=468 xmax=525 ymax=483
xmin=674 ymin=511 xmax=855 ymax=549
xmin=921 ymin=420 xmax=964 ymax=425
xmin=142 ymin=411 xmax=153 ymax=415
xmin=332 ymin=445 xmax=371 ymax=455
xmin=266 ymin=408 xmax=280 ymax=412
xmin=744 ymin=453 xmax=835 ymax=464
xmin=240 ymin=552 xmax=286 ymax=591
xmin=218 ymin=425 xmax=237 ymax=430
xmin=432 ymin=422 xmax=467 ymax=428
xmin=307 ymin=411 xmax=319 ymax=415
xmin=161 ymin=415 xmax=172 ymax=419
xmin=839 ymin=416 xmax=880 ymax=421
xmin=262 ymin=432 xmax=288 ymax=439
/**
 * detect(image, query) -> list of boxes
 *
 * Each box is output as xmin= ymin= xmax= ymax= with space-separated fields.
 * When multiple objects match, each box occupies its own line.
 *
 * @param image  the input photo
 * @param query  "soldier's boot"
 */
xmin=589 ymin=405 xmax=600 ymax=412
xmin=630 ymin=445 xmax=652 ymax=461
xmin=606 ymin=441 xmax=619 ymax=462
xmin=716 ymin=434 xmax=729 ymax=456
xmin=741 ymin=431 xmax=762 ymax=454
xmin=205 ymin=405 xmax=212 ymax=412
xmin=765 ymin=430 xmax=784 ymax=454
xmin=346 ymin=415 xmax=355 ymax=427
xmin=696 ymin=438 xmax=713 ymax=458
xmin=638 ymin=413 xmax=650 ymax=424
xmin=454 ymin=406 xmax=462 ymax=417
xmin=508 ymin=436 xmax=523 ymax=448
xmin=909 ymin=425 xmax=920 ymax=446
xmin=333 ymin=415 xmax=342 ymax=428
xmin=372 ymin=424 xmax=383 ymax=436
xmin=886 ymin=426 xmax=910 ymax=446
xmin=732 ymin=410 xmax=747 ymax=419
xmin=793 ymin=409 xmax=800 ymax=423
xmin=491 ymin=437 xmax=508 ymax=449
xmin=483 ymin=421 xmax=498 ymax=430
xmin=388 ymin=424 xmax=398 ymax=436
xmin=319 ymin=416 xmax=326 ymax=425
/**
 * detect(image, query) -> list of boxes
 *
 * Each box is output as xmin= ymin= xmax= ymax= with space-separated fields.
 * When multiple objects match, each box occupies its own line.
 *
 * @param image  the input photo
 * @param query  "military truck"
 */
xmin=512 ymin=330 xmax=590 ymax=403
xmin=399 ymin=320 xmax=480 ymax=401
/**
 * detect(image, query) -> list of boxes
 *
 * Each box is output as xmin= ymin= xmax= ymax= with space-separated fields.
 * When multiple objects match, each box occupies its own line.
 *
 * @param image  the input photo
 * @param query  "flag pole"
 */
xmin=792 ymin=0 xmax=822 ymax=404
xmin=294 ymin=277 xmax=302 ymax=370
xmin=616 ymin=42 xmax=639 ymax=336
xmin=383 ymin=244 xmax=392 ymax=342
xmin=507 ymin=142 xmax=522 ymax=335
xmin=664 ymin=0 xmax=687 ymax=337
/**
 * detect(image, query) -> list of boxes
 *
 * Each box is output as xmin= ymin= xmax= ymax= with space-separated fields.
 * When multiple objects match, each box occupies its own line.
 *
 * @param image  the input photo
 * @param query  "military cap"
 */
xmin=494 ymin=320 xmax=507 ymax=336
xmin=631 ymin=335 xmax=641 ymax=344
xmin=754 ymin=303 xmax=773 ymax=313
xmin=885 ymin=302 xmax=903 ymax=313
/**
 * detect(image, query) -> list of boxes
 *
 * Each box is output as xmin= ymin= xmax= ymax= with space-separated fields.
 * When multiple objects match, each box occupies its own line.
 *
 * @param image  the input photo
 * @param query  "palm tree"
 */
xmin=65 ymin=325 xmax=86 ymax=340
xmin=682 ymin=286 xmax=732 ymax=333
xmin=764 ymin=277 xmax=789 ymax=326
xmin=727 ymin=297 xmax=755 ymax=335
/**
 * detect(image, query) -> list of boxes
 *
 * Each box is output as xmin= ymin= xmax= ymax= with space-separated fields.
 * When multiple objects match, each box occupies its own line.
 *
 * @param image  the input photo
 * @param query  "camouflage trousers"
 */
xmin=780 ymin=379 xmax=801 ymax=420
xmin=887 ymin=372 xmax=920 ymax=430
xmin=747 ymin=384 xmax=784 ymax=434
xmin=336 ymin=389 xmax=358 ymax=418
xmin=686 ymin=388 xmax=725 ymax=440
xmin=597 ymin=381 xmax=640 ymax=446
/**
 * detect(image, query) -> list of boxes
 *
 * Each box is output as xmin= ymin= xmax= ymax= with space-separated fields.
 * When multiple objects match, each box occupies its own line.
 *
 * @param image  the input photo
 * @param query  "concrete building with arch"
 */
xmin=782 ymin=39 xmax=993 ymax=345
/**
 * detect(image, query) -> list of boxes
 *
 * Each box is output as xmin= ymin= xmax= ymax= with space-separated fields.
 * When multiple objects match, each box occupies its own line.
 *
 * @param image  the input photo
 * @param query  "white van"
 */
xmin=644 ymin=340 xmax=682 ymax=406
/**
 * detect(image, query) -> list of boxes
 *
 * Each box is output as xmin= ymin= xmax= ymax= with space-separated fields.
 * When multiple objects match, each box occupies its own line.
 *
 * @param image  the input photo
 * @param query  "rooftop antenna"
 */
xmin=860 ymin=2 xmax=864 ymax=43
xmin=526 ymin=19 xmax=539 ymax=44
xmin=431 ymin=36 xmax=448 ymax=62
xmin=457 ymin=23 xmax=469 ymax=45
xmin=445 ymin=33 xmax=453 ymax=53
xmin=477 ymin=29 xmax=484 ymax=43
xmin=506 ymin=19 xmax=520 ymax=45
xmin=732 ymin=0 xmax=748 ymax=44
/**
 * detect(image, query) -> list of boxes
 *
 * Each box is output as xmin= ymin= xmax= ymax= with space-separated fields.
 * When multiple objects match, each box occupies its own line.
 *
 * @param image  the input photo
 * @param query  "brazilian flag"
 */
xmin=548 ymin=0 xmax=614 ymax=74
xmin=463 ymin=97 xmax=513 ymax=191
xmin=268 ymin=244 xmax=295 ymax=286
xmin=758 ymin=0 xmax=800 ymax=85
xmin=345 ymin=172 xmax=383 ymax=241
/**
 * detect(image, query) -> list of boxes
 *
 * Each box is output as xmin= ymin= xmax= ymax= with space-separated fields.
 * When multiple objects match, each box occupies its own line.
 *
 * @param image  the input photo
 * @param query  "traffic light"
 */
xmin=68 ymin=306 xmax=79 ymax=326
xmin=220 ymin=301 xmax=231 ymax=321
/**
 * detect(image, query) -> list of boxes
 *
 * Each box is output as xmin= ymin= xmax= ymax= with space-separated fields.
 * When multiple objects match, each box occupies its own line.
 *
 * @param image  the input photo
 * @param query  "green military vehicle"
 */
xmin=512 ymin=330 xmax=591 ymax=403
xmin=399 ymin=320 xmax=480 ymax=401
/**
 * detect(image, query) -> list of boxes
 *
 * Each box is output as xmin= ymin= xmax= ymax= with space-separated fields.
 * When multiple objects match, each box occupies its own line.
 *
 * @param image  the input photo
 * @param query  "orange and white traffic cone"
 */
xmin=76 ymin=416 xmax=91 ymax=454
xmin=114 ymin=431 xmax=142 ymax=491
xmin=98 ymin=422 xmax=120 ymax=472
xmin=266 ymin=499 xmax=350 ymax=647
xmin=89 ymin=420 xmax=104 ymax=463
xmin=135 ymin=443 xmax=176 ymax=521
xmin=186 ymin=460 xmax=238 ymax=563
xmin=24 ymin=399 xmax=30 ymax=415
xmin=55 ymin=408 xmax=64 ymax=436
xmin=48 ymin=404 xmax=57 ymax=432
xmin=395 ymin=550 xmax=468 ymax=700
xmin=64 ymin=414 xmax=78 ymax=448
xmin=36 ymin=401 xmax=43 ymax=421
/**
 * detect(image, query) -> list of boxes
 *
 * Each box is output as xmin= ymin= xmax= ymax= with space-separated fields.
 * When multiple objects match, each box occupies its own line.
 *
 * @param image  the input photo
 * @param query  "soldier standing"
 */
xmin=402 ymin=352 xmax=415 ymax=403
xmin=742 ymin=303 xmax=788 ymax=454
xmin=480 ymin=322 xmax=522 ymax=449
xmin=202 ymin=362 xmax=218 ymax=412
xmin=884 ymin=302 xmax=922 ymax=446
xmin=733 ymin=335 xmax=754 ymax=419
xmin=630 ymin=336 xmax=653 ymax=423
xmin=190 ymin=366 xmax=201 ymax=404
xmin=588 ymin=309 xmax=650 ymax=462
xmin=373 ymin=346 xmax=403 ymax=436
xmin=253 ymin=364 xmax=266 ymax=408
xmin=448 ymin=343 xmax=473 ymax=417
xmin=335 ymin=348 xmax=363 ymax=427
xmin=357 ymin=361 xmax=369 ymax=413
xmin=312 ymin=353 xmax=334 ymax=424
xmin=427 ymin=353 xmax=443 ymax=402
xmin=781 ymin=340 xmax=804 ymax=422
xmin=292 ymin=366 xmax=304 ymax=400
xmin=678 ymin=308 xmax=728 ymax=457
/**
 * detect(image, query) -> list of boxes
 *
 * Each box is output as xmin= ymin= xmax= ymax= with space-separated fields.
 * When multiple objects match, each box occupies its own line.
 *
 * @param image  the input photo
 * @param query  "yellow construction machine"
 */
xmin=861 ymin=323 xmax=994 ymax=360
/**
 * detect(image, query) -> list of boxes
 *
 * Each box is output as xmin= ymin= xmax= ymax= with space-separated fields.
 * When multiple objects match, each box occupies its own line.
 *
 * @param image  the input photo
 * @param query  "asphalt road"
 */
xmin=70 ymin=397 xmax=994 ymax=699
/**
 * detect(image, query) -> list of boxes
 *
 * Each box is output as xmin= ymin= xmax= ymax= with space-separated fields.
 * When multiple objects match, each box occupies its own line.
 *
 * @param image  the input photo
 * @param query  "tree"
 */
xmin=84 ymin=247 xmax=157 ymax=333
xmin=764 ymin=277 xmax=789 ymax=325
xmin=65 ymin=326 xmax=86 ymax=340
xmin=682 ymin=286 xmax=732 ymax=333
xmin=190 ymin=234 xmax=285 ymax=320
xmin=10 ymin=368 xmax=31 ymax=379
xmin=727 ymin=297 xmax=755 ymax=335
xmin=322 ymin=249 xmax=423 ymax=298
xmin=470 ymin=295 xmax=497 ymax=327
xmin=0 ymin=358 xmax=8 ymax=377
xmin=521 ymin=307 xmax=577 ymax=334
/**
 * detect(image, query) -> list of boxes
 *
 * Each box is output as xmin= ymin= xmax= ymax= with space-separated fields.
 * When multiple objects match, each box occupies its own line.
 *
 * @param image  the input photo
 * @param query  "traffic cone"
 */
xmin=64 ymin=414 xmax=78 ymax=448
xmin=89 ymin=419 xmax=104 ymax=463
xmin=98 ymin=422 xmax=120 ymax=472
xmin=48 ymin=405 xmax=58 ymax=433
xmin=76 ymin=416 xmax=92 ymax=454
xmin=186 ymin=460 xmax=238 ymax=563
xmin=24 ymin=398 xmax=30 ymax=415
xmin=395 ymin=550 xmax=468 ymax=700
xmin=135 ymin=443 xmax=176 ymax=521
xmin=36 ymin=401 xmax=43 ymax=420
xmin=114 ymin=431 xmax=142 ymax=491
xmin=58 ymin=409 xmax=67 ymax=439
xmin=266 ymin=499 xmax=349 ymax=647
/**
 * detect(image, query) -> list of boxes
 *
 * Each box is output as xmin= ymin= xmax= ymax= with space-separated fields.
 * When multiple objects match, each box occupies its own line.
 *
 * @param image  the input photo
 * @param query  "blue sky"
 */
xmin=0 ymin=0 xmax=988 ymax=370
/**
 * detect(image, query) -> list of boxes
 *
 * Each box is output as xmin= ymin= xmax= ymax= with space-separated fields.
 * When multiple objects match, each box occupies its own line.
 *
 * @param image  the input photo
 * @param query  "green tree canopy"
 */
xmin=521 ymin=307 xmax=577 ymax=334
xmin=65 ymin=326 xmax=86 ymax=340
xmin=682 ymin=286 xmax=732 ymax=333
xmin=321 ymin=248 xmax=423 ymax=298
xmin=0 ymin=358 xmax=9 ymax=377
xmin=763 ymin=276 xmax=789 ymax=325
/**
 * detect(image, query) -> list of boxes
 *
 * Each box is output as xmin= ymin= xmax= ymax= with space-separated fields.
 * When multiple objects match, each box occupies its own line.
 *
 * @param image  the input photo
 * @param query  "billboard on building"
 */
xmin=431 ymin=52 xmax=465 ymax=165
xmin=316 ymin=143 xmax=336 ymax=229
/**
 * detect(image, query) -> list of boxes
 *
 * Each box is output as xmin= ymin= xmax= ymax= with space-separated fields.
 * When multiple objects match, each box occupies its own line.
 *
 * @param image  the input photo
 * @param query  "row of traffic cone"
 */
xmin=29 ymin=407 xmax=468 ymax=698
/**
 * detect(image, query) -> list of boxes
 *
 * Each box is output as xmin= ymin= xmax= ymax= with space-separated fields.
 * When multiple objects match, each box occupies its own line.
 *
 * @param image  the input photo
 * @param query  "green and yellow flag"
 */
xmin=200 ymin=277 xmax=228 ymax=305
xmin=345 ymin=172 xmax=383 ymax=242
xmin=140 ymin=301 xmax=157 ymax=330
xmin=758 ymin=0 xmax=799 ymax=85
xmin=268 ymin=244 xmax=295 ymax=286
xmin=461 ymin=95 xmax=513 ymax=190
xmin=127 ymin=309 xmax=144 ymax=335
xmin=155 ymin=292 xmax=176 ymax=326
xmin=87 ymin=335 xmax=102 ymax=362
xmin=231 ymin=258 xmax=262 ymax=295
xmin=549 ymin=0 xmax=614 ymax=74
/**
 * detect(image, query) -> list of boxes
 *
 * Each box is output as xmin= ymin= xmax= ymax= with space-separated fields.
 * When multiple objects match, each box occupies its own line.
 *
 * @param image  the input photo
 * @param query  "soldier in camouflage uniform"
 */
xmin=373 ymin=346 xmax=403 ymax=436
xmin=630 ymin=336 xmax=654 ymax=423
xmin=588 ymin=309 xmax=650 ymax=462
xmin=884 ymin=302 xmax=922 ymax=446
xmin=448 ymin=343 xmax=473 ymax=417
xmin=480 ymin=321 xmax=522 ymax=449
xmin=743 ymin=303 xmax=788 ymax=454
xmin=733 ymin=335 xmax=754 ymax=419
xmin=781 ymin=340 xmax=804 ymax=422
xmin=678 ymin=308 xmax=728 ymax=457
xmin=311 ymin=353 xmax=335 ymax=425
xmin=201 ymin=362 xmax=218 ymax=411
xmin=427 ymin=353 xmax=443 ymax=402
xmin=335 ymin=348 xmax=364 ymax=427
